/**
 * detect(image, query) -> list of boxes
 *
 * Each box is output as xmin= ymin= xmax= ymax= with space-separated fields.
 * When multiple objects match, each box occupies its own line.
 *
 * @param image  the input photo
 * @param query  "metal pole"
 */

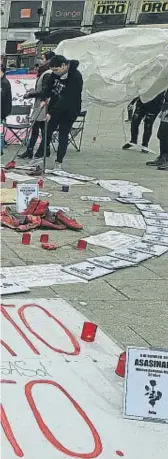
xmin=43 ymin=103 xmax=48 ymax=174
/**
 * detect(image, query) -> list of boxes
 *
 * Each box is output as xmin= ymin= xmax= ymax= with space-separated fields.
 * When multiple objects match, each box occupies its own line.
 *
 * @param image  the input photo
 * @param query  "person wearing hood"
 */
xmin=35 ymin=54 xmax=83 ymax=169
xmin=18 ymin=51 xmax=55 ymax=160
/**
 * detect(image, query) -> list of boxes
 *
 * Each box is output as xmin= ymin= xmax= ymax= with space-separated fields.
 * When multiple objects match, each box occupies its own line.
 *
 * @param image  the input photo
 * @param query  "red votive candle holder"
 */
xmin=92 ymin=203 xmax=100 ymax=212
xmin=115 ymin=351 xmax=126 ymax=378
xmin=12 ymin=180 xmax=18 ymax=188
xmin=38 ymin=178 xmax=44 ymax=188
xmin=77 ymin=239 xmax=87 ymax=250
xmin=40 ymin=234 xmax=49 ymax=243
xmin=81 ymin=322 xmax=97 ymax=342
xmin=22 ymin=233 xmax=31 ymax=245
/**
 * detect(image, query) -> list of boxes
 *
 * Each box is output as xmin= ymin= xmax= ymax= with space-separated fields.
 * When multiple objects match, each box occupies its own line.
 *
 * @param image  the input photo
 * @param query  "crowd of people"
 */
xmin=0 ymin=50 xmax=168 ymax=170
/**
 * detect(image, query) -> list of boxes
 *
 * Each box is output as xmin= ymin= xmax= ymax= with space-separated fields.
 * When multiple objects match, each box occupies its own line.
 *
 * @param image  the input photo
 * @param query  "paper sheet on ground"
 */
xmin=142 ymin=234 xmax=168 ymax=246
xmin=143 ymin=211 xmax=168 ymax=220
xmin=84 ymin=230 xmax=141 ymax=250
xmin=39 ymin=191 xmax=53 ymax=198
xmin=1 ymin=264 xmax=87 ymax=287
xmin=87 ymin=256 xmax=135 ymax=270
xmin=0 ymin=274 xmax=29 ymax=295
xmin=63 ymin=261 xmax=113 ymax=280
xmin=45 ymin=170 xmax=95 ymax=182
xmin=98 ymin=180 xmax=152 ymax=195
xmin=104 ymin=212 xmax=146 ymax=229
xmin=6 ymin=172 xmax=35 ymax=181
xmin=49 ymin=206 xmax=70 ymax=213
xmin=146 ymin=225 xmax=168 ymax=237
xmin=136 ymin=203 xmax=165 ymax=213
xmin=130 ymin=241 xmax=168 ymax=257
xmin=145 ymin=218 xmax=168 ymax=227
xmin=1 ymin=188 xmax=16 ymax=203
xmin=108 ymin=248 xmax=153 ymax=263
xmin=46 ymin=176 xmax=84 ymax=186
xmin=116 ymin=197 xmax=151 ymax=205
xmin=81 ymin=196 xmax=112 ymax=202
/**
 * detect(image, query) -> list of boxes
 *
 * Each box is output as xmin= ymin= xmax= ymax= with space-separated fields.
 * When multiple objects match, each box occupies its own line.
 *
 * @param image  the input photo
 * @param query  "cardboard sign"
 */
xmin=142 ymin=234 xmax=168 ymax=246
xmin=1 ymin=299 xmax=168 ymax=459
xmin=81 ymin=196 xmax=112 ymax=202
xmin=0 ymin=274 xmax=29 ymax=295
xmin=87 ymin=256 xmax=135 ymax=270
xmin=131 ymin=241 xmax=168 ymax=257
xmin=104 ymin=212 xmax=146 ymax=229
xmin=108 ymin=247 xmax=153 ymax=263
xmin=16 ymin=183 xmax=39 ymax=212
xmin=124 ymin=347 xmax=168 ymax=422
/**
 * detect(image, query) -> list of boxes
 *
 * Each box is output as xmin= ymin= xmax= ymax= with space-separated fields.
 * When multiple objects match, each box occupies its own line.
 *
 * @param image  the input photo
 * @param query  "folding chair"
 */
xmin=51 ymin=110 xmax=87 ymax=153
xmin=3 ymin=105 xmax=32 ymax=155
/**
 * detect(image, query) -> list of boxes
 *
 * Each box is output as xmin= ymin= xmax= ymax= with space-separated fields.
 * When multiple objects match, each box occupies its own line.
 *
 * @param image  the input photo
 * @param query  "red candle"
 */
xmin=77 ymin=239 xmax=87 ymax=250
xmin=41 ymin=243 xmax=57 ymax=250
xmin=115 ymin=352 xmax=126 ymax=378
xmin=40 ymin=234 xmax=49 ymax=243
xmin=22 ymin=233 xmax=31 ymax=245
xmin=38 ymin=179 xmax=44 ymax=188
xmin=12 ymin=181 xmax=18 ymax=188
xmin=81 ymin=322 xmax=97 ymax=342
xmin=92 ymin=203 xmax=100 ymax=212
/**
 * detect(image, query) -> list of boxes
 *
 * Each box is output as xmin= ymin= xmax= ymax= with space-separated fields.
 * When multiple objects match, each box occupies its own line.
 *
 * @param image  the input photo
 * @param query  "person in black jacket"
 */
xmin=34 ymin=55 xmax=83 ymax=170
xmin=123 ymin=92 xmax=165 ymax=152
xmin=146 ymin=89 xmax=168 ymax=170
xmin=0 ymin=64 xmax=12 ymax=155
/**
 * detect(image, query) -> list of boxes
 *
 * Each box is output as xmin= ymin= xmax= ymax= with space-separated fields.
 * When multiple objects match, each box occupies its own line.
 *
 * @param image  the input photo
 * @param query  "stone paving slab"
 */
xmin=1 ymin=105 xmax=168 ymax=350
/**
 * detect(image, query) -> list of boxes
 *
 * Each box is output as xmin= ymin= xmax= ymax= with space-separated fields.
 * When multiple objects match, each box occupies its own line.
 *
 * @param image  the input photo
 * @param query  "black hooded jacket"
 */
xmin=43 ymin=60 xmax=83 ymax=120
xmin=1 ymin=75 xmax=12 ymax=120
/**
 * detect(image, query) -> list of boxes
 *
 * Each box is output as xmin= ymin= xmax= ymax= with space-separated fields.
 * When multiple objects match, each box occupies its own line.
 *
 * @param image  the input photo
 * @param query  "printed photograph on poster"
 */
xmin=16 ymin=183 xmax=39 ymax=212
xmin=124 ymin=347 xmax=168 ymax=422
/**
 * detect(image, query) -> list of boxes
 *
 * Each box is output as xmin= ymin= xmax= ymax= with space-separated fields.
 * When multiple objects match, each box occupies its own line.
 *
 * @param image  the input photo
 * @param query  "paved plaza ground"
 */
xmin=1 ymin=105 xmax=168 ymax=350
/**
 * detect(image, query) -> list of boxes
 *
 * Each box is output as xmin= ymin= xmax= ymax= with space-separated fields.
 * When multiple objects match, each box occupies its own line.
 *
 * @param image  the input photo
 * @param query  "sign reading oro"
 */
xmin=124 ymin=347 xmax=168 ymax=422
xmin=94 ymin=0 xmax=128 ymax=15
xmin=141 ymin=1 xmax=168 ymax=13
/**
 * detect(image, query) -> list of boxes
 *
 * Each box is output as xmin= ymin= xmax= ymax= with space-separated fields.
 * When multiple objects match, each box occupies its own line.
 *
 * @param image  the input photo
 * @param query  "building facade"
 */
xmin=1 ymin=0 xmax=168 ymax=54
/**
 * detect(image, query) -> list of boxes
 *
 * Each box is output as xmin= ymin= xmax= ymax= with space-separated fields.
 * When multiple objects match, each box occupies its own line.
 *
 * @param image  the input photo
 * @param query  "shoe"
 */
xmin=141 ymin=146 xmax=149 ymax=153
xmin=54 ymin=161 xmax=62 ymax=171
xmin=18 ymin=150 xmax=33 ymax=159
xmin=122 ymin=143 xmax=132 ymax=150
xmin=56 ymin=211 xmax=83 ymax=230
xmin=157 ymin=159 xmax=168 ymax=170
xmin=146 ymin=156 xmax=166 ymax=167
xmin=34 ymin=150 xmax=50 ymax=159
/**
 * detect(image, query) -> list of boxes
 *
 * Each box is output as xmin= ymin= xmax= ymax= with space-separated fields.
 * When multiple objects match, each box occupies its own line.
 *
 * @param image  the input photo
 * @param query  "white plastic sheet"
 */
xmin=55 ymin=28 xmax=168 ymax=107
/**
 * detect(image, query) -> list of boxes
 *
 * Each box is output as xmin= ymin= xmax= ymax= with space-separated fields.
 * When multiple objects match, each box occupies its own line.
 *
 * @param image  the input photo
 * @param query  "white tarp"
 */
xmin=55 ymin=28 xmax=168 ymax=107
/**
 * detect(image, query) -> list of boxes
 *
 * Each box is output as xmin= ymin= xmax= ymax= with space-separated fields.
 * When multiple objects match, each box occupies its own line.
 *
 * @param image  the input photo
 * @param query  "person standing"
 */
xmin=0 ymin=64 xmax=12 ymax=155
xmin=123 ymin=92 xmax=165 ymax=152
xmin=35 ymin=55 xmax=83 ymax=170
xmin=146 ymin=90 xmax=168 ymax=170
xmin=18 ymin=51 xmax=55 ymax=160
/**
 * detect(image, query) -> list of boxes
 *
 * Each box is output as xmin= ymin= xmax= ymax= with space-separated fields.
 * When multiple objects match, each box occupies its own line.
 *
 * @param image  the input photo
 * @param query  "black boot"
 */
xmin=122 ymin=143 xmax=132 ymax=150
xmin=18 ymin=150 xmax=33 ymax=159
xmin=157 ymin=157 xmax=168 ymax=170
xmin=146 ymin=156 xmax=166 ymax=167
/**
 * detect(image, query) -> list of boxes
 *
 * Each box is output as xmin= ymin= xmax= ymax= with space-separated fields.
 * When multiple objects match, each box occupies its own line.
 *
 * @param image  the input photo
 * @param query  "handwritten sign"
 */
xmin=1 ymin=299 xmax=167 ymax=458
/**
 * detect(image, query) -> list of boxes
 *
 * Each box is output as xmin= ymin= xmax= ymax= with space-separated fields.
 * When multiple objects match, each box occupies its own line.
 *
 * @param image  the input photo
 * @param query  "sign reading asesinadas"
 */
xmin=138 ymin=1 xmax=168 ymax=24
xmin=93 ymin=0 xmax=129 ymax=29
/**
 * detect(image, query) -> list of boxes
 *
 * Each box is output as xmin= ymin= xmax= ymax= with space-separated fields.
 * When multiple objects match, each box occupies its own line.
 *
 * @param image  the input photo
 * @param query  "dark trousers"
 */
xmin=37 ymin=116 xmax=74 ymax=163
xmin=27 ymin=121 xmax=45 ymax=154
xmin=131 ymin=105 xmax=157 ymax=147
xmin=157 ymin=121 xmax=168 ymax=159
